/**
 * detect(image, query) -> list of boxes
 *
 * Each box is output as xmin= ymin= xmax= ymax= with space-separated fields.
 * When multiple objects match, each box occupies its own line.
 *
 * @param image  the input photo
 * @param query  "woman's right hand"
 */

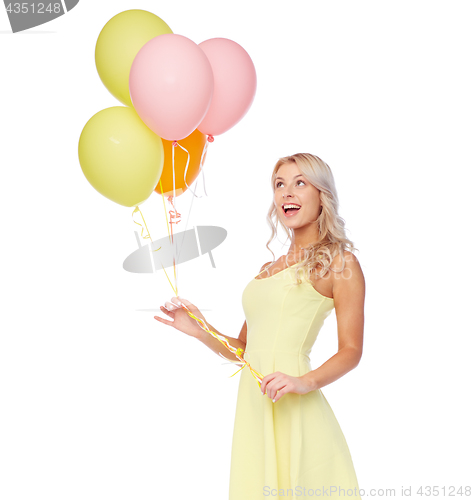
xmin=154 ymin=296 xmax=207 ymax=339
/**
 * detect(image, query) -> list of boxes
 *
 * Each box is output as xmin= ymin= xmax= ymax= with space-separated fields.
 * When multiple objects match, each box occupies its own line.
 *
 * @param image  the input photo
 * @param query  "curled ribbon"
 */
xmin=172 ymin=137 xmax=210 ymax=199
xmin=181 ymin=302 xmax=264 ymax=387
xmin=166 ymin=195 xmax=181 ymax=226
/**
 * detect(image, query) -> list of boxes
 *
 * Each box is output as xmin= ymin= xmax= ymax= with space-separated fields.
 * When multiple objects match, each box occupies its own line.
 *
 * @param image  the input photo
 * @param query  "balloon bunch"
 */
xmin=78 ymin=9 xmax=256 ymax=207
xmin=77 ymin=9 xmax=261 ymax=386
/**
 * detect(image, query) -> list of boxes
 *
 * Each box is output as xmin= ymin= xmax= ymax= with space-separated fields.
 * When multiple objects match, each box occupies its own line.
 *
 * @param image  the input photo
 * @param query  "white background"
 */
xmin=1 ymin=1 xmax=472 ymax=499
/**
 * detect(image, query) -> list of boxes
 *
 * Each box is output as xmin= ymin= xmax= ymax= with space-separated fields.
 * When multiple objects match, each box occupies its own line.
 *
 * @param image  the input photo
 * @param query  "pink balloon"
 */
xmin=197 ymin=38 xmax=257 ymax=137
xmin=129 ymin=34 xmax=214 ymax=141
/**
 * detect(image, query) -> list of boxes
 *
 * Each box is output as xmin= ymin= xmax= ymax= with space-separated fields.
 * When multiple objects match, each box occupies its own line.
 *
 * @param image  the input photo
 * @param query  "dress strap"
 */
xmin=253 ymin=261 xmax=276 ymax=279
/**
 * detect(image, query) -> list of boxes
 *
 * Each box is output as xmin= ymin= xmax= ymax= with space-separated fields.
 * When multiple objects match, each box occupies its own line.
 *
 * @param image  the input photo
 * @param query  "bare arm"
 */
xmin=155 ymin=263 xmax=270 ymax=363
xmin=302 ymin=251 xmax=365 ymax=391
xmin=155 ymin=296 xmax=245 ymax=361
xmin=197 ymin=319 xmax=247 ymax=363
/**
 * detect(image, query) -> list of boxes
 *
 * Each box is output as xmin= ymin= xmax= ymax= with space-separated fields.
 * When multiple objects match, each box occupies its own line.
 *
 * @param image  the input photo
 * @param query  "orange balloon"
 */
xmin=155 ymin=128 xmax=207 ymax=197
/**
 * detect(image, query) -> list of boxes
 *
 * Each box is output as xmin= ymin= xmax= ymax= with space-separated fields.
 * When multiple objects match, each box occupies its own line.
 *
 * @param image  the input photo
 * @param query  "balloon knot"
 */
xmin=207 ymin=135 xmax=214 ymax=143
xmin=172 ymin=141 xmax=178 ymax=147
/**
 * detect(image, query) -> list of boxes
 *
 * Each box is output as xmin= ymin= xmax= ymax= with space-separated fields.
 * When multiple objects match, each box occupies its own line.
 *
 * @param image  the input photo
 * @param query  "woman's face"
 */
xmin=273 ymin=162 xmax=322 ymax=228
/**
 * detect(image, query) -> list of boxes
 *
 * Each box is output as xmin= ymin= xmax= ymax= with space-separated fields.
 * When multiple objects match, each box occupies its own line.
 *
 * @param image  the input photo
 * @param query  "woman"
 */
xmin=155 ymin=153 xmax=365 ymax=499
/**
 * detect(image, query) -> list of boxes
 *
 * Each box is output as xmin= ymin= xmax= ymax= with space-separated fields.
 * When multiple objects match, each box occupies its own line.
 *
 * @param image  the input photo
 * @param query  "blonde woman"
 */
xmin=155 ymin=153 xmax=365 ymax=499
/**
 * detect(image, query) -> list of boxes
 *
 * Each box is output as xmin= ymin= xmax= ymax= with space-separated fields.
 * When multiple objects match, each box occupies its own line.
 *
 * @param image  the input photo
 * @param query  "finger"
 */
xmin=260 ymin=377 xmax=270 ymax=394
xmin=260 ymin=373 xmax=278 ymax=394
xmin=171 ymin=297 xmax=182 ymax=307
xmin=274 ymin=380 xmax=292 ymax=400
xmin=267 ymin=378 xmax=287 ymax=400
xmin=272 ymin=387 xmax=289 ymax=403
xmin=165 ymin=301 xmax=178 ymax=311
xmin=267 ymin=382 xmax=277 ymax=400
xmin=268 ymin=384 xmax=282 ymax=400
xmin=159 ymin=306 xmax=174 ymax=317
xmin=261 ymin=373 xmax=275 ymax=395
xmin=154 ymin=315 xmax=174 ymax=327
xmin=176 ymin=296 xmax=192 ymax=307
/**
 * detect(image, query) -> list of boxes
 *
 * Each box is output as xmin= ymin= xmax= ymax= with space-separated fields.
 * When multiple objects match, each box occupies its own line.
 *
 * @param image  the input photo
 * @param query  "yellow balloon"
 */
xmin=78 ymin=107 xmax=164 ymax=207
xmin=95 ymin=10 xmax=173 ymax=107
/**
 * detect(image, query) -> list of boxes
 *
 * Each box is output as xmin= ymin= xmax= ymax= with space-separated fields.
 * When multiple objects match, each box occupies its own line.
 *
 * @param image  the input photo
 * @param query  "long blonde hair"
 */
xmin=265 ymin=153 xmax=358 ymax=286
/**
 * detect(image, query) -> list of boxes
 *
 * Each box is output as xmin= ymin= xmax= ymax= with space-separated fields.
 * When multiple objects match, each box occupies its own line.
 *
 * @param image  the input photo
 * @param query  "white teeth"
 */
xmin=283 ymin=204 xmax=301 ymax=209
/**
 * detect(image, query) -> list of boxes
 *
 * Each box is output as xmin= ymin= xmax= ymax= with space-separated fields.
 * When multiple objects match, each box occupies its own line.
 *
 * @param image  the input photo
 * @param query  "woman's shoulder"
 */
xmin=331 ymin=250 xmax=361 ymax=268
xmin=256 ymin=258 xmax=285 ymax=278
xmin=259 ymin=261 xmax=273 ymax=272
xmin=258 ymin=260 xmax=277 ymax=274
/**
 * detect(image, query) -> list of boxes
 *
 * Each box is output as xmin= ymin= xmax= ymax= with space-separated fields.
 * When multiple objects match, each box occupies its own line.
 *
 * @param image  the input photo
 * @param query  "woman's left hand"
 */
xmin=260 ymin=372 xmax=313 ymax=402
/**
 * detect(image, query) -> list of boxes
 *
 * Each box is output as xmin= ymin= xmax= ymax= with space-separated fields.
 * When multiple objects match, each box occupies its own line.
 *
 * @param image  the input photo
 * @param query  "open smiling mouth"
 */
xmin=282 ymin=204 xmax=301 ymax=216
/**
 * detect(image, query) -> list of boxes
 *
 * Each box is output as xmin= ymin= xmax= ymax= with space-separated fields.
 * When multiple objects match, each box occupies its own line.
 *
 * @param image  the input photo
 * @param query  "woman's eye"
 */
xmin=275 ymin=180 xmax=305 ymax=188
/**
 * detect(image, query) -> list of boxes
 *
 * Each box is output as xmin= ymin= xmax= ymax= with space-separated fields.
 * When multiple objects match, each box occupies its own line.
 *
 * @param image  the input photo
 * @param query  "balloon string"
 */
xmin=180 ymin=302 xmax=264 ymax=386
xmin=131 ymin=205 xmax=178 ymax=297
xmin=157 ymin=177 xmax=183 ymax=295
xmin=199 ymin=141 xmax=209 ymax=197
xmin=175 ymin=139 xmax=209 ymax=199
xmin=169 ymin=140 xmax=196 ymax=266
xmin=131 ymin=205 xmax=154 ymax=243
xmin=166 ymin=195 xmax=182 ymax=225
xmin=176 ymin=176 xmax=199 ymax=267
xmin=170 ymin=135 xmax=261 ymax=385
xmin=199 ymin=137 xmax=211 ymax=197
xmin=174 ymin=141 xmax=197 ymax=197
xmin=133 ymin=137 xmax=264 ymax=389
xmin=169 ymin=142 xmax=183 ymax=291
